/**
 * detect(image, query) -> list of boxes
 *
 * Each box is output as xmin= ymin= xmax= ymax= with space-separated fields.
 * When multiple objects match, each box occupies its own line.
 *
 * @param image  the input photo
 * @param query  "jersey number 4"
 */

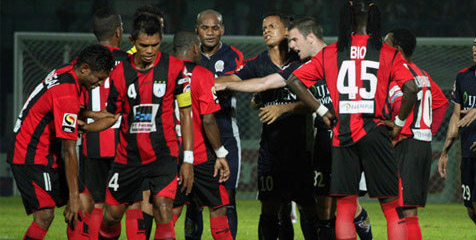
xmin=337 ymin=60 xmax=379 ymax=99
xmin=108 ymin=173 xmax=120 ymax=191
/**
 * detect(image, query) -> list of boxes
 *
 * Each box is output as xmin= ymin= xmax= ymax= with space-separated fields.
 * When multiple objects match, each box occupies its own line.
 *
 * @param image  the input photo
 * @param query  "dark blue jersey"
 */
xmin=280 ymin=60 xmax=334 ymax=129
xmin=200 ymin=43 xmax=243 ymax=137
xmin=452 ymin=65 xmax=476 ymax=157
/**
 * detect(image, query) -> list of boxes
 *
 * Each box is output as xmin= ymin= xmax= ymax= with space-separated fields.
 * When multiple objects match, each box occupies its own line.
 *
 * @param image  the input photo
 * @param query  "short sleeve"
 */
xmin=51 ymin=87 xmax=80 ymax=140
xmin=280 ymin=61 xmax=302 ymax=80
xmin=388 ymin=81 xmax=403 ymax=105
xmin=428 ymin=75 xmax=448 ymax=109
xmin=106 ymin=69 xmax=123 ymax=114
xmin=235 ymin=56 xmax=259 ymax=80
xmin=197 ymin=69 xmax=221 ymax=115
xmin=451 ymin=74 xmax=462 ymax=105
xmin=390 ymin=52 xmax=415 ymax=88
xmin=291 ymin=52 xmax=324 ymax=88
xmin=175 ymin=67 xmax=192 ymax=108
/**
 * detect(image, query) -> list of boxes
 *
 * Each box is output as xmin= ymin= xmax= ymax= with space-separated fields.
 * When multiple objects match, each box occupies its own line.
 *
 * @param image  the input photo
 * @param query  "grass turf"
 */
xmin=0 ymin=196 xmax=474 ymax=239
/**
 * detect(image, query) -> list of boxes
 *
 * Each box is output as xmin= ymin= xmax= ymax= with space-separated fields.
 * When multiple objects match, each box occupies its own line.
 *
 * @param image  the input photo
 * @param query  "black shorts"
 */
xmin=313 ymin=128 xmax=333 ymax=196
xmin=11 ymin=164 xmax=68 ymax=215
xmin=174 ymin=149 xmax=229 ymax=209
xmin=83 ymin=157 xmax=113 ymax=203
xmin=461 ymin=157 xmax=476 ymax=208
xmin=105 ymin=157 xmax=178 ymax=205
xmin=221 ymin=136 xmax=241 ymax=190
xmin=330 ymin=125 xmax=398 ymax=198
xmin=396 ymin=138 xmax=431 ymax=207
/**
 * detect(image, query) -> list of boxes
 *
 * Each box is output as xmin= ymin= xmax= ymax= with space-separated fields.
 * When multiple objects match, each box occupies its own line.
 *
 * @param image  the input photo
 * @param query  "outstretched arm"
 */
xmin=217 ymin=73 xmax=286 ymax=93
xmin=259 ymin=101 xmax=312 ymax=125
xmin=214 ymin=74 xmax=242 ymax=83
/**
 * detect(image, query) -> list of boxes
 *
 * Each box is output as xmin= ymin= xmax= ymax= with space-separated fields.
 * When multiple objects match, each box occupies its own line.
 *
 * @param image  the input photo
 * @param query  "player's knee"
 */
xmin=153 ymin=201 xmax=173 ymax=222
xmin=103 ymin=206 xmax=124 ymax=225
xmin=209 ymin=206 xmax=227 ymax=218
xmin=33 ymin=209 xmax=55 ymax=228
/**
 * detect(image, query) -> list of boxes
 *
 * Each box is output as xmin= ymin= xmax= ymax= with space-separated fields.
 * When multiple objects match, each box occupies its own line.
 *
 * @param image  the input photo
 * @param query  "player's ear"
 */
xmin=221 ymin=24 xmax=225 ymax=36
xmin=78 ymin=63 xmax=91 ymax=76
xmin=195 ymin=25 xmax=199 ymax=34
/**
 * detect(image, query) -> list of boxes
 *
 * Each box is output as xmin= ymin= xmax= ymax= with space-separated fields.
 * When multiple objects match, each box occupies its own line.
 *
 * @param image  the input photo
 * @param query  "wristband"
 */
xmin=183 ymin=150 xmax=194 ymax=164
xmin=394 ymin=115 xmax=406 ymax=127
xmin=316 ymin=104 xmax=329 ymax=117
xmin=214 ymin=146 xmax=229 ymax=158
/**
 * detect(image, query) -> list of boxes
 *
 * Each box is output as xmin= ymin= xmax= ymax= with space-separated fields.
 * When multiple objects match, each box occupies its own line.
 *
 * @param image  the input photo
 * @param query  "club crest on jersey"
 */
xmin=153 ymin=80 xmax=166 ymax=98
xmin=215 ymin=60 xmax=225 ymax=72
xmin=62 ymin=113 xmax=77 ymax=133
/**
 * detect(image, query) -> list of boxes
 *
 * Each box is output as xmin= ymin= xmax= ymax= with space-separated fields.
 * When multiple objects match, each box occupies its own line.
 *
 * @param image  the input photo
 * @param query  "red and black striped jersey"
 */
xmin=293 ymin=34 xmax=414 ymax=147
xmin=81 ymin=46 xmax=129 ymax=158
xmin=106 ymin=52 xmax=190 ymax=166
xmin=8 ymin=64 xmax=81 ymax=167
xmin=388 ymin=62 xmax=447 ymax=142
xmin=184 ymin=61 xmax=221 ymax=165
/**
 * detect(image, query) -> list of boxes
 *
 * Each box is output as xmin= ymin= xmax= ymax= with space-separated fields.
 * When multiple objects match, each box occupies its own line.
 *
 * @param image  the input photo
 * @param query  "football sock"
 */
xmin=258 ymin=214 xmax=279 ymax=240
xmin=98 ymin=223 xmax=121 ymax=240
xmin=278 ymin=215 xmax=294 ymax=240
xmin=210 ymin=216 xmax=233 ymax=240
xmin=126 ymin=209 xmax=145 ymax=240
xmin=67 ymin=210 xmax=89 ymax=240
xmin=381 ymin=200 xmax=407 ymax=240
xmin=89 ymin=208 xmax=104 ymax=240
xmin=226 ymin=203 xmax=238 ymax=239
xmin=298 ymin=209 xmax=319 ymax=240
xmin=354 ymin=207 xmax=373 ymax=240
xmin=335 ymin=195 xmax=357 ymax=240
xmin=318 ymin=219 xmax=336 ymax=240
xmin=184 ymin=206 xmax=203 ymax=240
xmin=154 ymin=222 xmax=175 ymax=240
xmin=143 ymin=211 xmax=154 ymax=240
xmin=23 ymin=222 xmax=47 ymax=240
xmin=406 ymin=216 xmax=422 ymax=240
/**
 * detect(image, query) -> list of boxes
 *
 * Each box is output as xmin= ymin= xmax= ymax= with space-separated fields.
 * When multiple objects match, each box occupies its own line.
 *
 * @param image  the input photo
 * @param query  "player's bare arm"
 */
xmin=286 ymin=74 xmax=334 ymax=127
xmin=202 ymin=113 xmax=230 ymax=183
xmin=457 ymin=108 xmax=476 ymax=128
xmin=438 ymin=104 xmax=461 ymax=179
xmin=392 ymin=80 xmax=418 ymax=137
xmin=62 ymin=139 xmax=81 ymax=228
xmin=214 ymin=74 xmax=242 ymax=83
xmin=259 ymin=101 xmax=310 ymax=125
xmin=80 ymin=109 xmax=115 ymax=121
xmin=78 ymin=113 xmax=120 ymax=133
xmin=179 ymin=106 xmax=194 ymax=195
xmin=216 ymin=73 xmax=286 ymax=92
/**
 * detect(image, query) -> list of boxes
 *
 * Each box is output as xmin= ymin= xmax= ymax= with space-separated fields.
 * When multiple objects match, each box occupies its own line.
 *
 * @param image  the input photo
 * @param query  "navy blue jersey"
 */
xmin=452 ymin=65 xmax=476 ymax=157
xmin=280 ymin=60 xmax=334 ymax=129
xmin=200 ymin=43 xmax=243 ymax=138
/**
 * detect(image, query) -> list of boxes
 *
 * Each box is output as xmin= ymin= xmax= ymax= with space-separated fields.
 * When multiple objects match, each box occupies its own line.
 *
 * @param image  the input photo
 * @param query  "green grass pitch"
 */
xmin=0 ymin=196 xmax=475 ymax=239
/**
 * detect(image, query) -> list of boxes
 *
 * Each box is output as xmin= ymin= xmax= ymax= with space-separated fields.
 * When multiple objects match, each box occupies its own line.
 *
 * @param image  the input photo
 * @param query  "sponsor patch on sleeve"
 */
xmin=62 ymin=113 xmax=77 ymax=133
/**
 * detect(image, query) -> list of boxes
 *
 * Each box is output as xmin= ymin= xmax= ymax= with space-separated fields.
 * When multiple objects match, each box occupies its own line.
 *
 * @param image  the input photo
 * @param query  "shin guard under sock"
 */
xmin=278 ymin=215 xmax=294 ymax=240
xmin=406 ymin=216 xmax=422 ymax=240
xmin=258 ymin=214 xmax=279 ymax=240
xmin=335 ymin=196 xmax=357 ymax=240
xmin=381 ymin=200 xmax=407 ymax=240
xmin=184 ymin=206 xmax=203 ymax=240
xmin=126 ymin=209 xmax=145 ymax=240
xmin=226 ymin=203 xmax=238 ymax=239
xmin=354 ymin=208 xmax=372 ymax=240
xmin=318 ymin=219 xmax=335 ymax=240
xmin=210 ymin=216 xmax=233 ymax=240
xmin=24 ymin=222 xmax=47 ymax=240
xmin=154 ymin=222 xmax=175 ymax=240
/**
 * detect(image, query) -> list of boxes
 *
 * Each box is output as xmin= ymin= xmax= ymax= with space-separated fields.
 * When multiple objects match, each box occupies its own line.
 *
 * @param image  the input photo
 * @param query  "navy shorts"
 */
xmin=221 ymin=135 xmax=241 ymax=190
xmin=313 ymin=128 xmax=332 ymax=196
xmin=461 ymin=157 xmax=476 ymax=208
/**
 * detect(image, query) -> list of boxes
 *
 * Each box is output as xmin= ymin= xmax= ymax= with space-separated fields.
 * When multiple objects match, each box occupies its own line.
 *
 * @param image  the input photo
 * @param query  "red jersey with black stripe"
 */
xmin=81 ymin=46 xmax=129 ymax=158
xmin=106 ymin=52 xmax=189 ymax=166
xmin=292 ymin=34 xmax=414 ymax=147
xmin=388 ymin=62 xmax=448 ymax=141
xmin=8 ymin=64 xmax=81 ymax=168
xmin=184 ymin=61 xmax=221 ymax=164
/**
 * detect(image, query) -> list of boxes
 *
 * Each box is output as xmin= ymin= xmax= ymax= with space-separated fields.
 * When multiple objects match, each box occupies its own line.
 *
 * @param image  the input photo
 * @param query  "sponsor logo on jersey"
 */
xmin=62 ymin=113 xmax=77 ymax=133
xmin=215 ymin=60 xmax=225 ymax=72
xmin=339 ymin=100 xmax=374 ymax=114
xmin=131 ymin=104 xmax=159 ymax=133
xmin=153 ymin=80 xmax=167 ymax=98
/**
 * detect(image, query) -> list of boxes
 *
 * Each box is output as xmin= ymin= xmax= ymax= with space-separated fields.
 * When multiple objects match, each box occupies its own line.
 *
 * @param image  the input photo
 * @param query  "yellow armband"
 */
xmin=176 ymin=92 xmax=192 ymax=108
xmin=127 ymin=45 xmax=137 ymax=55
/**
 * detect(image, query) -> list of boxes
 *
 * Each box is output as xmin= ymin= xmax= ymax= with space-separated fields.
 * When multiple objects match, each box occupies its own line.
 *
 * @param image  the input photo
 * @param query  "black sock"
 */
xmin=318 ymin=219 xmax=336 ymax=240
xmin=278 ymin=216 xmax=294 ymax=240
xmin=143 ymin=212 xmax=153 ymax=240
xmin=258 ymin=214 xmax=279 ymax=240
xmin=184 ymin=206 xmax=203 ymax=240
xmin=299 ymin=209 xmax=320 ymax=240
xmin=226 ymin=203 xmax=238 ymax=239
xmin=354 ymin=208 xmax=372 ymax=240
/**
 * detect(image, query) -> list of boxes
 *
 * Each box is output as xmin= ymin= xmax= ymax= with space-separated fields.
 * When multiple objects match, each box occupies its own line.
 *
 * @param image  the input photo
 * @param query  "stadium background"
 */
xmin=1 ymin=0 xmax=476 ymax=204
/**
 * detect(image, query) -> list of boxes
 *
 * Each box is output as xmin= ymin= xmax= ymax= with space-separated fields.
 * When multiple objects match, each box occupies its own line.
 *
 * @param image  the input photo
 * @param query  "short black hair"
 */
xmin=289 ymin=17 xmax=323 ymax=40
xmin=263 ymin=11 xmax=293 ymax=28
xmin=92 ymin=8 xmax=121 ymax=42
xmin=173 ymin=31 xmax=199 ymax=53
xmin=133 ymin=5 xmax=164 ymax=20
xmin=75 ymin=44 xmax=114 ymax=72
xmin=131 ymin=14 xmax=162 ymax=40
xmin=388 ymin=28 xmax=417 ymax=58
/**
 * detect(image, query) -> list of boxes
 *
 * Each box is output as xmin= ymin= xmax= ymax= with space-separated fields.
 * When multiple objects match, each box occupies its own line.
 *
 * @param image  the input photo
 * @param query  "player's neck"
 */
xmin=201 ymin=42 xmax=222 ymax=57
xmin=134 ymin=55 xmax=155 ymax=71
xmin=268 ymin=40 xmax=289 ymax=67
xmin=99 ymin=40 xmax=119 ymax=48
xmin=353 ymin=14 xmax=368 ymax=35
